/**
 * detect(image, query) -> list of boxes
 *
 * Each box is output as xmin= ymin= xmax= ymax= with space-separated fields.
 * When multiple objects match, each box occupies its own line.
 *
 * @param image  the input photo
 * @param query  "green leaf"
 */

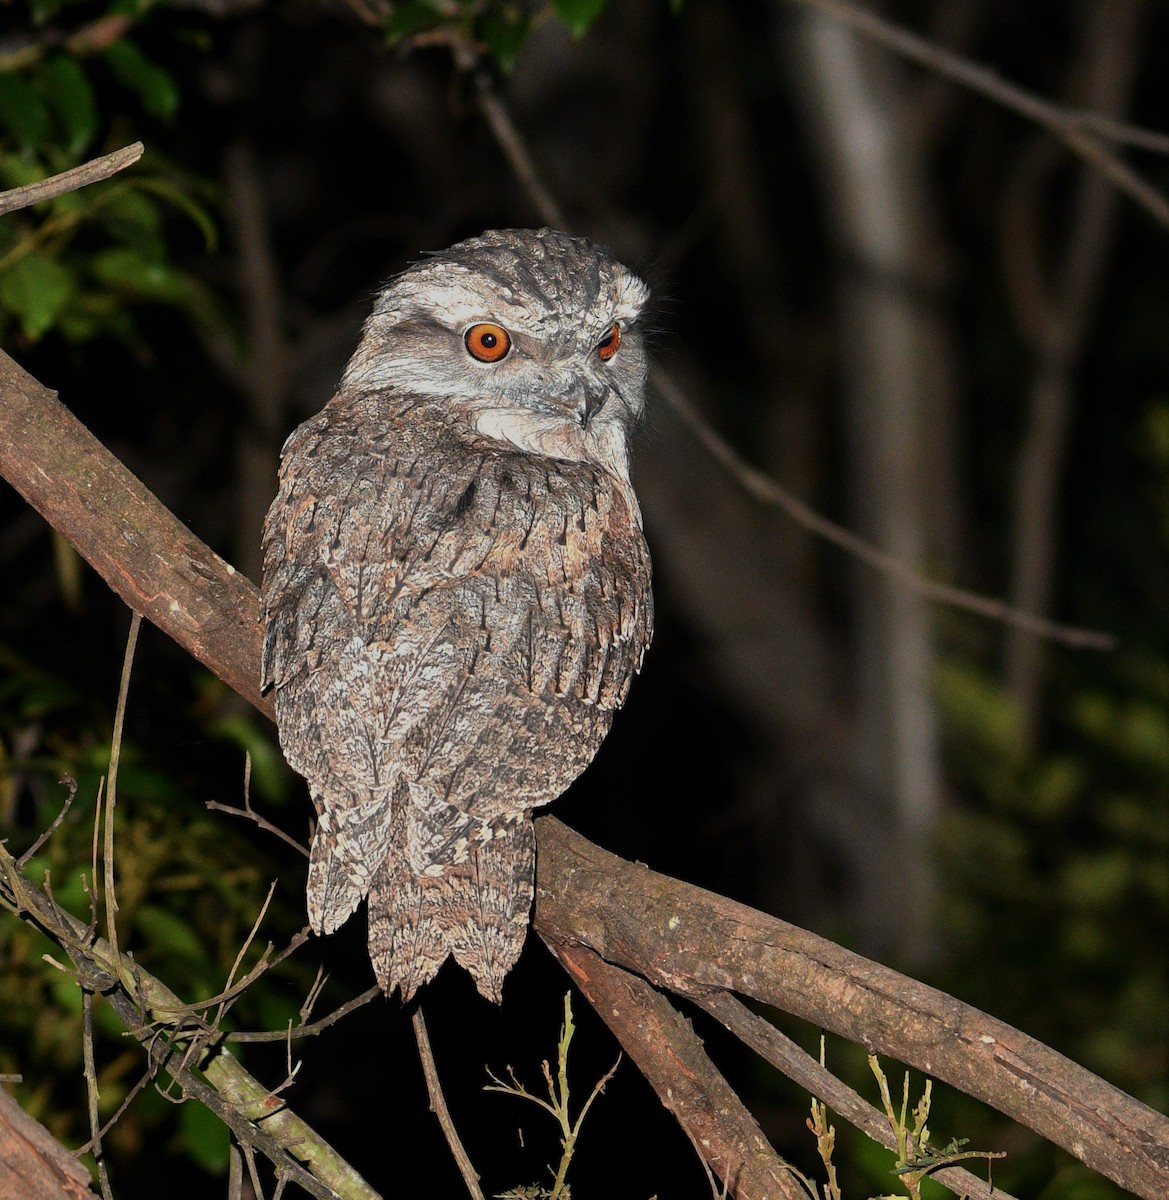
xmin=934 ymin=660 xmax=1027 ymax=766
xmin=0 ymin=153 xmax=46 ymax=189
xmin=134 ymin=903 xmax=208 ymax=964
xmin=131 ymin=176 xmax=218 ymax=251
xmin=383 ymin=1 xmax=446 ymax=44
xmin=179 ymin=1099 xmax=231 ymax=1174
xmin=102 ymin=39 xmax=180 ymax=121
xmin=38 ymin=55 xmax=98 ymax=155
xmin=479 ymin=8 xmax=531 ymax=72
xmin=0 ymin=71 xmax=51 ymax=150
xmin=95 ymin=185 xmax=166 ymax=259
xmin=88 ymin=245 xmax=193 ymax=305
xmin=0 ymin=252 xmax=76 ymax=339
xmin=552 ymin=0 xmax=607 ymax=38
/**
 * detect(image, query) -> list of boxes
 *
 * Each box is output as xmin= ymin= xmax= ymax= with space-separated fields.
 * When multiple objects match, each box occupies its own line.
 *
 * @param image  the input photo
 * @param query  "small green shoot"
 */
xmin=792 ymin=1041 xmax=1004 ymax=1200
xmin=486 ymin=992 xmax=620 ymax=1200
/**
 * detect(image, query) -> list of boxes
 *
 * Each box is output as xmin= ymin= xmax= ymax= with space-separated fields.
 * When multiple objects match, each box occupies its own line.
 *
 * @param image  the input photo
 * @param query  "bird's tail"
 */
xmin=367 ymin=815 xmax=535 ymax=1003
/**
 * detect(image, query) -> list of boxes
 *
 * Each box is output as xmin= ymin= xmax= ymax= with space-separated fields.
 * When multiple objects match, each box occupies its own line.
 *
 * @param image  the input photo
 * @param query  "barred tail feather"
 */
xmin=443 ymin=816 xmax=535 ymax=1003
xmin=365 ymin=815 xmax=535 ymax=1004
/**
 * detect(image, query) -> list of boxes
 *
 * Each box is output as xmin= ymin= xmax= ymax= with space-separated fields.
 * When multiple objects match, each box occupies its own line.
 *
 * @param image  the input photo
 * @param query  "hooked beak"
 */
xmin=574 ymin=382 xmax=608 ymax=428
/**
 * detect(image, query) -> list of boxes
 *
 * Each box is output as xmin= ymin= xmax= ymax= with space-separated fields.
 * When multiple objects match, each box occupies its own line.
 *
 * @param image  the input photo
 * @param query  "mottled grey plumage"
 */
xmin=261 ymin=228 xmax=653 ymax=1002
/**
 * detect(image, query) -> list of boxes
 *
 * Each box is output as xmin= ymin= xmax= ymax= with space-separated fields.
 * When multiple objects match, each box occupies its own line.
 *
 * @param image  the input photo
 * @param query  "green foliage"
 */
xmin=178 ymin=1098 xmax=232 ymax=1174
xmin=934 ymin=650 xmax=1169 ymax=1107
xmin=379 ymin=0 xmax=680 ymax=69
xmin=0 ymin=5 xmax=219 ymax=348
xmin=550 ymin=0 xmax=607 ymax=39
xmin=0 ymin=652 xmax=310 ymax=1179
xmin=789 ymin=1046 xmax=1001 ymax=1200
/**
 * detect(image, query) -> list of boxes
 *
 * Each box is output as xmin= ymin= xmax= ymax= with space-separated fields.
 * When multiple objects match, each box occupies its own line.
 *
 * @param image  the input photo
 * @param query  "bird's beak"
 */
xmin=575 ymin=383 xmax=608 ymax=428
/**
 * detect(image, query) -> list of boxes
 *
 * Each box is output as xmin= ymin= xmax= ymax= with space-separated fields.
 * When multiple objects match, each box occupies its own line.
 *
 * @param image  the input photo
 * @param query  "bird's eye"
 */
xmin=465 ymin=323 xmax=512 ymax=363
xmin=596 ymin=322 xmax=621 ymax=361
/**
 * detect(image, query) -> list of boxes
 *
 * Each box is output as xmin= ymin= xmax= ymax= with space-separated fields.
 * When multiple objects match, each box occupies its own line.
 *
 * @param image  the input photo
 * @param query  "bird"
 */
xmin=260 ymin=227 xmax=653 ymax=1003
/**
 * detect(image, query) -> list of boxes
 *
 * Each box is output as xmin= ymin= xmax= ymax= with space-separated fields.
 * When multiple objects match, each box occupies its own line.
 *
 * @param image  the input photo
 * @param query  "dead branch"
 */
xmin=411 ymin=1008 xmax=485 ymax=1200
xmin=2 ymin=349 xmax=1167 ymax=1198
xmin=0 ymin=143 xmax=143 ymax=216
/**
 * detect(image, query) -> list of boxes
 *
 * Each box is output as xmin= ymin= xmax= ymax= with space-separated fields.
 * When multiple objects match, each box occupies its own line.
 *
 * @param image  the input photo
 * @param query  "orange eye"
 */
xmin=596 ymin=322 xmax=621 ymax=361
xmin=465 ymin=322 xmax=512 ymax=363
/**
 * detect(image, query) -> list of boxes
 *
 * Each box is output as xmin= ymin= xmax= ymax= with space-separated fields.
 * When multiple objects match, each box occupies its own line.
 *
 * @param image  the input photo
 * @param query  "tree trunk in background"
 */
xmin=1004 ymin=0 xmax=1146 ymax=741
xmin=782 ymin=5 xmax=959 ymax=963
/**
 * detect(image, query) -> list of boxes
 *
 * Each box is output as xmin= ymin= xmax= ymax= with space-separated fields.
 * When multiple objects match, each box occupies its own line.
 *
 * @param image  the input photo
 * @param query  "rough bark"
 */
xmin=0 ymin=1088 xmax=96 ymax=1200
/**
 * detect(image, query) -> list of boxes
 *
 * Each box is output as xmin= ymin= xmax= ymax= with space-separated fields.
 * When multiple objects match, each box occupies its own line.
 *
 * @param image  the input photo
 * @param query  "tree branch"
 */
xmin=0 ymin=1086 xmax=96 ymax=1200
xmin=533 ymin=819 xmax=1169 ymax=1200
xmin=0 ymin=143 xmax=143 ymax=216
xmin=543 ymin=938 xmax=806 ymax=1200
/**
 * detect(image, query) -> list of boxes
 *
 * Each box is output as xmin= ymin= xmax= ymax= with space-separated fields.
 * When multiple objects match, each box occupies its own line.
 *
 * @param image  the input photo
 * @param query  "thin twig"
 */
xmin=412 ymin=1007 xmax=486 ymax=1200
xmin=215 ymin=880 xmax=278 ymax=1029
xmin=228 ymin=1141 xmax=244 ymax=1200
xmin=207 ymin=800 xmax=310 ymax=858
xmin=16 ymin=774 xmax=77 ymax=868
xmin=786 ymin=0 xmax=1169 ymax=231
xmin=241 ymin=1139 xmax=266 ymax=1200
xmin=227 ymin=985 xmax=381 ymax=1044
xmin=454 ymin=48 xmax=567 ymax=229
xmin=81 ymin=989 xmax=115 ymax=1200
xmin=148 ymin=928 xmax=312 ymax=1021
xmin=103 ymin=611 xmax=141 ymax=987
xmin=74 ymin=1065 xmax=156 ymax=1157
xmin=655 ymin=368 xmax=1115 ymax=650
xmin=0 ymin=142 xmax=144 ymax=216
xmin=207 ymin=756 xmax=311 ymax=858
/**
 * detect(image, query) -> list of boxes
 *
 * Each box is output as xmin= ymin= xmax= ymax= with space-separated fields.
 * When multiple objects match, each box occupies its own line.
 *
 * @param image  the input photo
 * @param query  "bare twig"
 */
xmin=81 ymin=989 xmax=115 ymax=1200
xmin=215 ymin=881 xmax=278 ymax=1029
xmin=454 ymin=48 xmax=567 ymax=229
xmin=206 ymin=794 xmax=310 ymax=859
xmin=74 ymin=1065 xmax=155 ymax=1157
xmin=0 ymin=142 xmax=144 ymax=216
xmin=412 ymin=1007 xmax=485 ymax=1200
xmin=15 ymin=775 xmax=77 ymax=869
xmin=228 ymin=1141 xmax=245 ymax=1200
xmin=103 ymin=612 xmax=142 ymax=989
xmin=226 ymin=985 xmax=381 ymax=1044
xmin=656 ymin=369 xmax=1115 ymax=650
